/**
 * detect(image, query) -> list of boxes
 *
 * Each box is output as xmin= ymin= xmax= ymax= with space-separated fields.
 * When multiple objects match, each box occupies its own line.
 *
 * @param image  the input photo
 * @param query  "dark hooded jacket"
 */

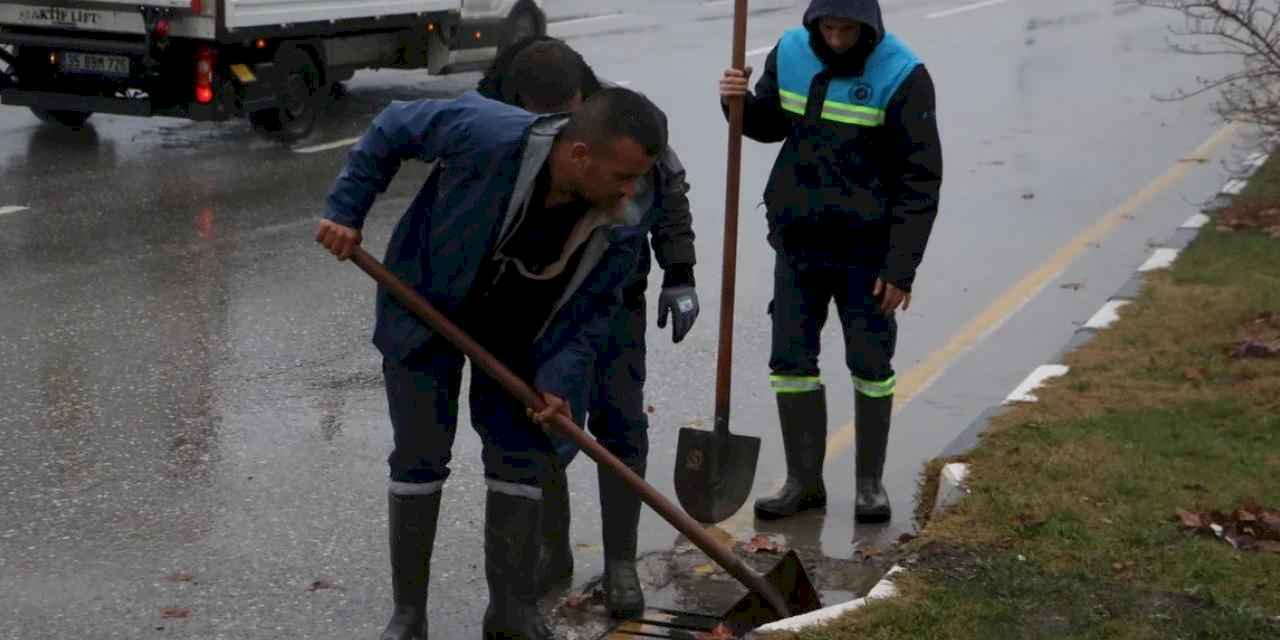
xmin=478 ymin=36 xmax=697 ymax=295
xmin=732 ymin=0 xmax=942 ymax=290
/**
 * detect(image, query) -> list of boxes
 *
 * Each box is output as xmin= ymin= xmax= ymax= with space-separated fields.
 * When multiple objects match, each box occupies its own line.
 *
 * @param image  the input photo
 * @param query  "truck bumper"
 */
xmin=1 ymin=88 xmax=231 ymax=121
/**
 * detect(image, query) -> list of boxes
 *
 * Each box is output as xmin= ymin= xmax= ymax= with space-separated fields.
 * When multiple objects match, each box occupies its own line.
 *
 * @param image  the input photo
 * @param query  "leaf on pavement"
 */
xmin=698 ymin=623 xmax=737 ymax=639
xmin=743 ymin=534 xmax=785 ymax=554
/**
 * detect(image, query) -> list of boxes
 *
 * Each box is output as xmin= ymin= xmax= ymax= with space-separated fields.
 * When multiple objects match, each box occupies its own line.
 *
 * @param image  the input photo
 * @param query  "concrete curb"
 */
xmin=740 ymin=150 xmax=1270 ymax=638
xmin=747 ymin=566 xmax=907 ymax=637
xmin=938 ymin=151 xmax=1269 ymax=458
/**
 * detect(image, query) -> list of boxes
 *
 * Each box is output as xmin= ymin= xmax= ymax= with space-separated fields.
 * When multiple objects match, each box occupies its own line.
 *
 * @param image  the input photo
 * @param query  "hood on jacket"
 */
xmin=476 ymin=35 xmax=603 ymax=107
xmin=802 ymin=0 xmax=884 ymax=75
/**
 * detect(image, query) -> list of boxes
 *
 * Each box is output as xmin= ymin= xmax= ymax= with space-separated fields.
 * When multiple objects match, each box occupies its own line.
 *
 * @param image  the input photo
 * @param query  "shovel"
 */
xmin=344 ymin=246 xmax=821 ymax=631
xmin=673 ymin=0 xmax=761 ymax=525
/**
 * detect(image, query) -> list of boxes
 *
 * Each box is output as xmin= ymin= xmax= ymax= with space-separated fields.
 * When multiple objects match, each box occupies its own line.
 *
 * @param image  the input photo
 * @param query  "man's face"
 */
xmin=819 ymin=17 xmax=863 ymax=54
xmin=569 ymin=137 xmax=655 ymax=211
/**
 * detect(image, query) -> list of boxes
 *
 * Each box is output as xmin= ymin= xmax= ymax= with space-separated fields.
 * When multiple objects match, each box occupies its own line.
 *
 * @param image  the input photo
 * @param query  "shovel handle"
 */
xmin=345 ymin=246 xmax=791 ymax=619
xmin=713 ymin=0 xmax=750 ymax=439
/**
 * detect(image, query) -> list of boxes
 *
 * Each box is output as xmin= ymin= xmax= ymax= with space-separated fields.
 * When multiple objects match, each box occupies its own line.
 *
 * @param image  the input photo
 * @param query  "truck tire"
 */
xmin=32 ymin=108 xmax=93 ymax=129
xmin=250 ymin=46 xmax=321 ymax=142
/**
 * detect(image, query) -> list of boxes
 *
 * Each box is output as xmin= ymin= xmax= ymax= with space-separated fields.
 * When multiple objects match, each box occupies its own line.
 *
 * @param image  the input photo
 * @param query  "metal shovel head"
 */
xmin=721 ymin=550 xmax=823 ymax=635
xmin=673 ymin=426 xmax=761 ymax=524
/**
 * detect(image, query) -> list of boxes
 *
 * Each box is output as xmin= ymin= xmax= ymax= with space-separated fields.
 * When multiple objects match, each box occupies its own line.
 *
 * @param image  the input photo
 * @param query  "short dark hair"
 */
xmin=503 ymin=40 xmax=587 ymax=111
xmin=561 ymin=87 xmax=668 ymax=158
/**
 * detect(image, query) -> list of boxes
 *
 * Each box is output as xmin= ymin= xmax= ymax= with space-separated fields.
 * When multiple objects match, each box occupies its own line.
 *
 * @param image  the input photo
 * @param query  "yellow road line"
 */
xmin=716 ymin=122 xmax=1239 ymax=535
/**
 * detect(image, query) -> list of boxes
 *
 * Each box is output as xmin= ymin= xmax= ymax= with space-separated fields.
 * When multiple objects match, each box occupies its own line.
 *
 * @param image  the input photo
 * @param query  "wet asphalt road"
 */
xmin=0 ymin=0 xmax=1258 ymax=638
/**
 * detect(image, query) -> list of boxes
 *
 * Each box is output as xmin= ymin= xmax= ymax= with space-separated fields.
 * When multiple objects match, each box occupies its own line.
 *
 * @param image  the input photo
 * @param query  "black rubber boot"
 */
xmin=482 ymin=489 xmax=554 ymax=640
xmin=380 ymin=490 xmax=441 ymax=640
xmin=754 ymin=389 xmax=828 ymax=520
xmin=534 ymin=466 xmax=574 ymax=596
xmin=599 ymin=462 xmax=646 ymax=619
xmin=854 ymin=392 xmax=893 ymax=523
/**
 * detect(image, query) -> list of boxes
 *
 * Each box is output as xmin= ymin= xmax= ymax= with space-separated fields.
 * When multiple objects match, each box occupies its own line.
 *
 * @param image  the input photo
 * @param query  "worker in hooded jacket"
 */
xmin=718 ymin=0 xmax=943 ymax=524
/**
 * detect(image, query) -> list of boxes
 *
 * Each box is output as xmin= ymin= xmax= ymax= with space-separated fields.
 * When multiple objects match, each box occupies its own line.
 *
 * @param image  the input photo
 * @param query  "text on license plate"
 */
xmin=61 ymin=51 xmax=129 ymax=77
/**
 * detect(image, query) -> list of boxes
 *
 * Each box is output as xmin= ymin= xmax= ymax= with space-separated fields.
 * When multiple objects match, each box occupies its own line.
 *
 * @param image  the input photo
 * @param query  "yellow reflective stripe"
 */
xmin=823 ymin=100 xmax=883 ymax=118
xmin=778 ymin=88 xmax=885 ymax=127
xmin=770 ymin=375 xmax=823 ymax=393
xmin=820 ymin=110 xmax=882 ymax=127
xmin=854 ymin=375 xmax=896 ymax=398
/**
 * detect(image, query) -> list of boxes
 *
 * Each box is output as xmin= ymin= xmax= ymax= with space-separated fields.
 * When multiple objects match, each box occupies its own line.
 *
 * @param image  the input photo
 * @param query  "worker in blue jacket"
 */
xmin=317 ymin=87 xmax=669 ymax=640
xmin=477 ymin=37 xmax=699 ymax=619
xmin=719 ymin=0 xmax=943 ymax=524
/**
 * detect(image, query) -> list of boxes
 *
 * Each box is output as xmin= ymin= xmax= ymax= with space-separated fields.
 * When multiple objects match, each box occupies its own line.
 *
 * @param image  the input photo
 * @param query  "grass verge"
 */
xmin=769 ymin=158 xmax=1280 ymax=639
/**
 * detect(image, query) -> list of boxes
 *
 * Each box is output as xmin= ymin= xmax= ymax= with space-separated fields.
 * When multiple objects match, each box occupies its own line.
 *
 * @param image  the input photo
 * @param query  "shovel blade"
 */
xmin=673 ymin=427 xmax=761 ymax=524
xmin=721 ymin=550 xmax=822 ymax=635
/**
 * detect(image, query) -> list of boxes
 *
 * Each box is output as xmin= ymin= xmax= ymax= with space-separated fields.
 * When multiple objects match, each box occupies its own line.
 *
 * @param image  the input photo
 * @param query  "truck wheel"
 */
xmin=500 ymin=6 xmax=544 ymax=51
xmin=32 ymin=109 xmax=93 ymax=129
xmin=251 ymin=47 xmax=321 ymax=142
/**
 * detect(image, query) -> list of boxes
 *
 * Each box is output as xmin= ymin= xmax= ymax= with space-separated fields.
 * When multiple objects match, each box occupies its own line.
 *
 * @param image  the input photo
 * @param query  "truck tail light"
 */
xmin=195 ymin=45 xmax=216 ymax=104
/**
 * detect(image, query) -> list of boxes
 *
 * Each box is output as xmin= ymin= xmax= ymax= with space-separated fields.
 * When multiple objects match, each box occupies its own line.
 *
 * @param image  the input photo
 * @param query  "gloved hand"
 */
xmin=657 ymin=286 xmax=699 ymax=343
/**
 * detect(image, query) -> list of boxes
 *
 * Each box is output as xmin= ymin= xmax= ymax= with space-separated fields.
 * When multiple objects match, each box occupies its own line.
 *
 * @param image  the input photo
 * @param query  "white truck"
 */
xmin=0 ymin=0 xmax=545 ymax=139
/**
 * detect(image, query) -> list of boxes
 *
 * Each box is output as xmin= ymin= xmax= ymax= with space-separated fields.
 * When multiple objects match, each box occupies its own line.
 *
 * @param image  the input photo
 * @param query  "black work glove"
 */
xmin=657 ymin=286 xmax=699 ymax=344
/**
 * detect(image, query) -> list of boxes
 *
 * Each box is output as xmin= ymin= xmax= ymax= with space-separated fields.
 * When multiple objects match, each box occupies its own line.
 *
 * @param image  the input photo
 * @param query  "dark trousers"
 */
xmin=383 ymin=347 xmax=556 ymax=491
xmin=552 ymin=290 xmax=649 ymax=470
xmin=768 ymin=253 xmax=898 ymax=396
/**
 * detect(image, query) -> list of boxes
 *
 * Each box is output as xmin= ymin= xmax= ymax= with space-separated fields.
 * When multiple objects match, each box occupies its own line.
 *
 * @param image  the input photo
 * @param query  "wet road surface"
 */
xmin=0 ymin=0 xmax=1256 ymax=637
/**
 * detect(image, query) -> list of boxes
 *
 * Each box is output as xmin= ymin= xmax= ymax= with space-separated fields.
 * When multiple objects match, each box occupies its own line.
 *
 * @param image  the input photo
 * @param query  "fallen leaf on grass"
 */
xmin=743 ymin=534 xmax=785 ymax=554
xmin=1183 ymin=483 xmax=1209 ymax=493
xmin=305 ymin=578 xmax=338 ymax=592
xmin=1174 ymin=502 xmax=1280 ymax=552
xmin=1216 ymin=203 xmax=1280 ymax=238
xmin=1230 ymin=340 xmax=1280 ymax=359
xmin=1177 ymin=509 xmax=1209 ymax=529
xmin=160 ymin=608 xmax=191 ymax=619
xmin=698 ymin=623 xmax=737 ymax=639
xmin=1183 ymin=367 xmax=1207 ymax=382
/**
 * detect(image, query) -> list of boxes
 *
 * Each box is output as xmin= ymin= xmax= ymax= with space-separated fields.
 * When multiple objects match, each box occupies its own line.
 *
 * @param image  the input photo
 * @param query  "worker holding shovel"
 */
xmin=718 ymin=0 xmax=943 ymax=524
xmin=316 ymin=87 xmax=668 ymax=640
xmin=477 ymin=37 xmax=700 ymax=619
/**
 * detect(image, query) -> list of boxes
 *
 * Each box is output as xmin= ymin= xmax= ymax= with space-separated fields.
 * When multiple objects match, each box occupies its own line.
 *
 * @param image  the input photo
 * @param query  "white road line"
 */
xmin=549 ymin=13 xmax=630 ymax=28
xmin=1180 ymin=213 xmax=1210 ymax=229
xmin=1084 ymin=300 xmax=1131 ymax=331
xmin=926 ymin=0 xmax=1012 ymax=19
xmin=1005 ymin=364 xmax=1070 ymax=404
xmin=1220 ymin=178 xmax=1248 ymax=195
xmin=1138 ymin=248 xmax=1181 ymax=272
xmin=293 ymin=137 xmax=361 ymax=154
xmin=0 ymin=205 xmax=30 ymax=217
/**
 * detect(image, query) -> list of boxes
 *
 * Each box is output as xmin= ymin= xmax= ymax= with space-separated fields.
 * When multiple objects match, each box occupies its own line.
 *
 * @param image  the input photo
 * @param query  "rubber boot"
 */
xmin=854 ymin=392 xmax=893 ymax=523
xmin=534 ymin=466 xmax=574 ymax=596
xmin=599 ymin=462 xmax=645 ymax=619
xmin=482 ymin=489 xmax=554 ymax=640
xmin=753 ymin=388 xmax=828 ymax=520
xmin=380 ymin=490 xmax=441 ymax=640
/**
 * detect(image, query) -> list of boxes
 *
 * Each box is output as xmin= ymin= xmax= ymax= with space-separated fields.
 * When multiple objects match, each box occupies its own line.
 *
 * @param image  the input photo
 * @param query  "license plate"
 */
xmin=60 ymin=51 xmax=129 ymax=78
